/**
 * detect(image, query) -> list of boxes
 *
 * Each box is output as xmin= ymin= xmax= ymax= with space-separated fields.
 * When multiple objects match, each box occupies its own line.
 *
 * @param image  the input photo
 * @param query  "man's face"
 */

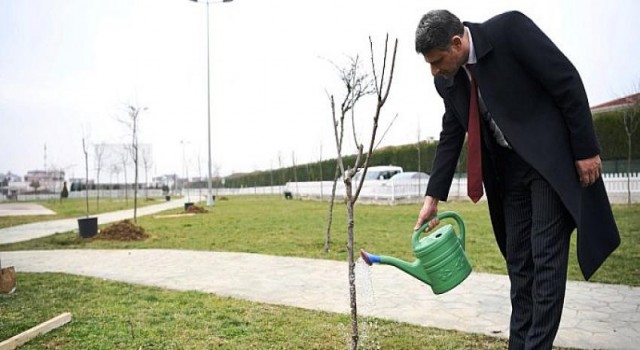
xmin=422 ymin=37 xmax=466 ymax=79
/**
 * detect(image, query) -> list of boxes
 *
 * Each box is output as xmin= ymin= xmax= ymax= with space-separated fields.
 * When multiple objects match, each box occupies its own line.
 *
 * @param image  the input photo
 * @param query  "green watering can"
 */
xmin=360 ymin=211 xmax=471 ymax=294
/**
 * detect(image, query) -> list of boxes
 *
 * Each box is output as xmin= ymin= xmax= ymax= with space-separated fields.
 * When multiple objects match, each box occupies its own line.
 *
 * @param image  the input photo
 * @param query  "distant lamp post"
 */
xmin=188 ymin=0 xmax=233 ymax=206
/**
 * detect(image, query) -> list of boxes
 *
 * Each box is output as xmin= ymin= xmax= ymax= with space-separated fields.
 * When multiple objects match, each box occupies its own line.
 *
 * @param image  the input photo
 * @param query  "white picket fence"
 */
xmin=279 ymin=180 xmax=429 ymax=204
xmin=602 ymin=173 xmax=640 ymax=203
xmin=216 ymin=186 xmax=285 ymax=196
xmin=278 ymin=173 xmax=640 ymax=204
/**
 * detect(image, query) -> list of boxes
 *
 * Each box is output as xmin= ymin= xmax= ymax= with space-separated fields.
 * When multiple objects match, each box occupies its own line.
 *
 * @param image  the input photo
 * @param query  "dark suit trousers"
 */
xmin=497 ymin=147 xmax=574 ymax=350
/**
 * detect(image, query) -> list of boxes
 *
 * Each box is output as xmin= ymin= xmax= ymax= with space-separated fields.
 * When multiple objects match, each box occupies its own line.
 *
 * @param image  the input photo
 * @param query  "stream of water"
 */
xmin=354 ymin=256 xmax=381 ymax=350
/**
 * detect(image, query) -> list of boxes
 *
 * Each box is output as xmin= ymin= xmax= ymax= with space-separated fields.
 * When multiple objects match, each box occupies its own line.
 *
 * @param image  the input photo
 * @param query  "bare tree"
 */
xmin=119 ymin=105 xmax=146 ymax=222
xmin=119 ymin=146 xmax=129 ymax=205
xmin=324 ymin=54 xmax=376 ymax=254
xmin=291 ymin=151 xmax=299 ymax=196
xmin=318 ymin=144 xmax=324 ymax=200
xmin=278 ymin=152 xmax=285 ymax=185
xmin=622 ymin=91 xmax=640 ymax=204
xmin=47 ymin=164 xmax=68 ymax=203
xmin=82 ymin=136 xmax=90 ymax=217
xmin=94 ymin=143 xmax=106 ymax=211
xmin=110 ymin=163 xmax=121 ymax=197
xmin=306 ymin=162 xmax=312 ymax=182
xmin=269 ymin=161 xmax=274 ymax=194
xmin=330 ymin=35 xmax=397 ymax=350
xmin=29 ymin=180 xmax=40 ymax=196
xmin=141 ymin=145 xmax=153 ymax=200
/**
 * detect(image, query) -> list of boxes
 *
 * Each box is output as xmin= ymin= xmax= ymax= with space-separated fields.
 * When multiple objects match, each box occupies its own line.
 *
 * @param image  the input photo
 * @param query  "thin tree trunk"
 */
xmin=324 ymin=164 xmax=340 ymax=252
xmin=96 ymin=172 xmax=100 ymax=212
xmin=123 ymin=162 xmax=128 ymax=205
xmin=622 ymin=104 xmax=639 ymax=205
xmin=345 ymin=180 xmax=358 ymax=350
xmin=628 ymin=134 xmax=632 ymax=205
xmin=144 ymin=165 xmax=148 ymax=200
xmin=134 ymin=161 xmax=138 ymax=223
xmin=82 ymin=138 xmax=89 ymax=217
xmin=84 ymin=150 xmax=89 ymax=217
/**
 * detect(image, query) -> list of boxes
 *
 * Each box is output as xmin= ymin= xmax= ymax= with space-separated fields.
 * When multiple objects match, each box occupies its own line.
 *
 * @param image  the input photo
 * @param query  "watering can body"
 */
xmin=361 ymin=211 xmax=471 ymax=294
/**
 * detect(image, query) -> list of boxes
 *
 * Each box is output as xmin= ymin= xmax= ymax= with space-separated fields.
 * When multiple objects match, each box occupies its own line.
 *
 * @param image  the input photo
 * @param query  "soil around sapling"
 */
xmin=185 ymin=205 xmax=208 ymax=214
xmin=95 ymin=219 xmax=149 ymax=241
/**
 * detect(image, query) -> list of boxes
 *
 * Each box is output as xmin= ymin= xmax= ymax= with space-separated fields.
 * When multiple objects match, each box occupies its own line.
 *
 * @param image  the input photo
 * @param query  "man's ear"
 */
xmin=451 ymin=35 xmax=463 ymax=50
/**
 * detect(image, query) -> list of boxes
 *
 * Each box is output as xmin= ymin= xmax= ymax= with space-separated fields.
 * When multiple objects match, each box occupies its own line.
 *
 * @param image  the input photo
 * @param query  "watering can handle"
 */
xmin=412 ymin=211 xmax=466 ymax=250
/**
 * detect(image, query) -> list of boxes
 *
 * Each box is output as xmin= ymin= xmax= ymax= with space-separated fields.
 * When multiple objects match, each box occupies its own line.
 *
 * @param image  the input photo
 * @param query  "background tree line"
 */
xmin=217 ymin=110 xmax=639 ymax=188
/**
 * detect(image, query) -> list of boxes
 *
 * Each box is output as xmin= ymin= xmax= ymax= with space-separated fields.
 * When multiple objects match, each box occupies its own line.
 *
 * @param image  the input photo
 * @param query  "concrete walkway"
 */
xmin=0 ymin=198 xmax=188 ymax=245
xmin=1 ymin=201 xmax=638 ymax=349
xmin=0 ymin=203 xmax=56 ymax=217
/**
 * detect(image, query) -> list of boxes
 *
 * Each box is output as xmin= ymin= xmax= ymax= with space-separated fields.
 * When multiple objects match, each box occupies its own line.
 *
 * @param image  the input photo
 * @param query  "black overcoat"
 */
xmin=425 ymin=11 xmax=620 ymax=280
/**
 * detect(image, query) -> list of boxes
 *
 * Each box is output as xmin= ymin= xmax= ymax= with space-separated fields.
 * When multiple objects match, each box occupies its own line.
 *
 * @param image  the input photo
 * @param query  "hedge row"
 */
xmin=222 ymin=109 xmax=640 ymax=188
xmin=222 ymin=142 xmax=440 ymax=188
xmin=593 ymin=109 xmax=640 ymax=159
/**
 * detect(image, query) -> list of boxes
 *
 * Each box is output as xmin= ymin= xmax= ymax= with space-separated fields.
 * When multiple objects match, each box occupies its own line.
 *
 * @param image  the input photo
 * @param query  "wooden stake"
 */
xmin=0 ymin=312 xmax=72 ymax=350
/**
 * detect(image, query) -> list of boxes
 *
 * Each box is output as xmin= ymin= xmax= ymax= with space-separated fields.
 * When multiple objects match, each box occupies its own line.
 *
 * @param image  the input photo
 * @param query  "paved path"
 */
xmin=0 ymin=203 xmax=56 ymax=217
xmin=2 ymin=249 xmax=638 ymax=349
xmin=1 ymin=200 xmax=639 ymax=349
xmin=0 ymin=198 xmax=188 ymax=244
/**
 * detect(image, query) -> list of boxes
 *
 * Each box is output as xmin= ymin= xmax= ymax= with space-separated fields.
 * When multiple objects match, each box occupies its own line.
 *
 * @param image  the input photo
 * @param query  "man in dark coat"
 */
xmin=413 ymin=10 xmax=620 ymax=350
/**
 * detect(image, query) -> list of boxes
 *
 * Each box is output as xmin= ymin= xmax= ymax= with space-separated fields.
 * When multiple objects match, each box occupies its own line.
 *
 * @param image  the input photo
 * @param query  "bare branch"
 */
xmin=378 ymin=35 xmax=389 ymax=100
xmin=354 ymin=36 xmax=399 ymax=202
xmin=369 ymin=37 xmax=380 ymax=97
xmin=381 ymin=38 xmax=399 ymax=105
xmin=330 ymin=95 xmax=346 ymax=177
xmin=374 ymin=113 xmax=400 ymax=150
xmin=350 ymin=107 xmax=360 ymax=149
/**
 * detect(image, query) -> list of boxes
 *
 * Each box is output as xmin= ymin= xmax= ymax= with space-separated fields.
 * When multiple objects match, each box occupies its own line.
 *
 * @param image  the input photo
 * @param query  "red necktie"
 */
xmin=466 ymin=64 xmax=483 ymax=203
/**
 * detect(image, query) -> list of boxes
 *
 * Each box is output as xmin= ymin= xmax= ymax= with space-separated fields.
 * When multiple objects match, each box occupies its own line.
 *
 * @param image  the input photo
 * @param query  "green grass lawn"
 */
xmin=0 ymin=273 xmax=549 ymax=350
xmin=1 ymin=196 xmax=638 ymax=285
xmin=0 ymin=197 xmax=167 ymax=229
xmin=0 ymin=196 xmax=626 ymax=349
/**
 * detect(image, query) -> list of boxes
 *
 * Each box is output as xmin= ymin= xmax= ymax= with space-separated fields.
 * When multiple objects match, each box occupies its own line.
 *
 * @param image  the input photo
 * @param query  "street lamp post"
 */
xmin=189 ymin=0 xmax=233 ymax=206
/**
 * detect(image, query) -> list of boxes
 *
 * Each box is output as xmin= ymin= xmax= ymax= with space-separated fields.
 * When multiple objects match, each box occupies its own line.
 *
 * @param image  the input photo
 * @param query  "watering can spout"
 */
xmin=360 ymin=249 xmax=430 ymax=285
xmin=359 ymin=249 xmax=379 ymax=266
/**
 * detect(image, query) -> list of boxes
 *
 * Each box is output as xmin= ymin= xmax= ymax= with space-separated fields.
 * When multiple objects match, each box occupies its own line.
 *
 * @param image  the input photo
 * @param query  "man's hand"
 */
xmin=414 ymin=196 xmax=440 ymax=231
xmin=575 ymin=155 xmax=602 ymax=187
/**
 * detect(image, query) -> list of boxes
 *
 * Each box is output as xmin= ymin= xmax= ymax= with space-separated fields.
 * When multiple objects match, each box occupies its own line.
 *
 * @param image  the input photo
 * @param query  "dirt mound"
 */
xmin=96 ymin=220 xmax=149 ymax=241
xmin=186 ymin=205 xmax=208 ymax=214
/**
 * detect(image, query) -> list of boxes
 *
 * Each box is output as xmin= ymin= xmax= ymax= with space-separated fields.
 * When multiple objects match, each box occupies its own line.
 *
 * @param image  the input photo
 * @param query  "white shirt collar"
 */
xmin=466 ymin=26 xmax=477 ymax=65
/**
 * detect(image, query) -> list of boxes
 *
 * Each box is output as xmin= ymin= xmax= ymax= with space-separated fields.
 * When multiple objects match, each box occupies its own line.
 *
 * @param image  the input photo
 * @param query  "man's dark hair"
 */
xmin=415 ymin=10 xmax=464 ymax=54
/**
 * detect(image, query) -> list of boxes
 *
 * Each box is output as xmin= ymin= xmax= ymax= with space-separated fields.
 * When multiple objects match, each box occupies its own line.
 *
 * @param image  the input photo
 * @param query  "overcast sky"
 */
xmin=1 ymin=0 xmax=639 ymax=181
